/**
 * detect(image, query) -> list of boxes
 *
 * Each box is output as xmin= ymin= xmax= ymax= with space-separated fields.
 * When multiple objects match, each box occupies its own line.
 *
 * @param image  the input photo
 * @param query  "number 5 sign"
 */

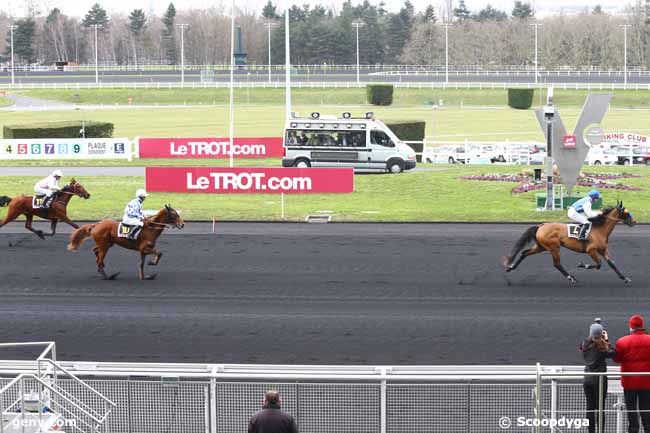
xmin=0 ymin=138 xmax=133 ymax=160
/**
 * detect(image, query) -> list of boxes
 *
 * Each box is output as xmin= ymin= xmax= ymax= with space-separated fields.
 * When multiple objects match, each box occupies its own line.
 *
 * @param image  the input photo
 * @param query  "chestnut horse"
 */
xmin=505 ymin=201 xmax=635 ymax=285
xmin=0 ymin=179 xmax=91 ymax=239
xmin=67 ymin=205 xmax=184 ymax=280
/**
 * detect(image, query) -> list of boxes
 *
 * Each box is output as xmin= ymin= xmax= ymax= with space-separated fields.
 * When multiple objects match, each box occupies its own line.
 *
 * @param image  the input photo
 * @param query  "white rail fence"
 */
xmin=0 ymin=351 xmax=646 ymax=433
xmin=3 ymin=81 xmax=650 ymax=90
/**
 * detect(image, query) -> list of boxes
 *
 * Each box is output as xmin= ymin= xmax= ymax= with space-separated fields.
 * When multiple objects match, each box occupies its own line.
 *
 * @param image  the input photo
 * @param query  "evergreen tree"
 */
xmin=474 ymin=4 xmax=508 ymax=22
xmin=161 ymin=3 xmax=177 ymax=64
xmin=592 ymin=5 xmax=603 ymax=14
xmin=512 ymin=1 xmax=534 ymax=19
xmin=4 ymin=18 xmax=36 ymax=63
xmin=262 ymin=1 xmax=278 ymax=20
xmin=129 ymin=9 xmax=147 ymax=36
xmin=82 ymin=3 xmax=110 ymax=29
xmin=420 ymin=5 xmax=437 ymax=23
xmin=453 ymin=0 xmax=471 ymax=22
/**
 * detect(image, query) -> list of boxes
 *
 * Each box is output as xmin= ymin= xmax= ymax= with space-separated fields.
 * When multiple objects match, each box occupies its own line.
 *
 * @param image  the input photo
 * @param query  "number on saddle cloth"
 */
xmin=118 ymin=223 xmax=140 ymax=240
xmin=568 ymin=224 xmax=591 ymax=240
xmin=32 ymin=195 xmax=48 ymax=209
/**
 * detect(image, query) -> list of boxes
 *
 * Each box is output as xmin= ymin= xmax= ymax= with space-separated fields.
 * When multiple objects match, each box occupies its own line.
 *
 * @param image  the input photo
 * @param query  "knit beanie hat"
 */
xmin=589 ymin=323 xmax=604 ymax=339
xmin=629 ymin=315 xmax=645 ymax=331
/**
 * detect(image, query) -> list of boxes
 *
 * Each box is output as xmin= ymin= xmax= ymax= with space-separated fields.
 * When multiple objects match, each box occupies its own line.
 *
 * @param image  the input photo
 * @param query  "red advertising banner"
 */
xmin=138 ymin=137 xmax=284 ymax=158
xmin=146 ymin=167 xmax=354 ymax=194
xmin=562 ymin=135 xmax=577 ymax=148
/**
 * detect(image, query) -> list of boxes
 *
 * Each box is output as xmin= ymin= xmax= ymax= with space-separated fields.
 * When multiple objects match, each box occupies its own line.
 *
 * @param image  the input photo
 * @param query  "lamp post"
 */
xmin=229 ymin=1 xmax=235 ymax=168
xmin=620 ymin=24 xmax=631 ymax=89
xmin=264 ymin=21 xmax=278 ymax=83
xmin=530 ymin=22 xmax=542 ymax=85
xmin=9 ymin=25 xmax=17 ymax=86
xmin=352 ymin=19 xmax=365 ymax=85
xmin=440 ymin=22 xmax=451 ymax=85
xmin=91 ymin=24 xmax=102 ymax=85
xmin=176 ymin=23 xmax=189 ymax=86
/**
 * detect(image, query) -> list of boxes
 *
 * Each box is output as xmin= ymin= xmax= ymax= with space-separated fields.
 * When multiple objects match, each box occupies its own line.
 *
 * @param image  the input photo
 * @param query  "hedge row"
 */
xmin=366 ymin=84 xmax=394 ymax=106
xmin=507 ymin=88 xmax=535 ymax=109
xmin=3 ymin=121 xmax=114 ymax=139
xmin=386 ymin=121 xmax=426 ymax=162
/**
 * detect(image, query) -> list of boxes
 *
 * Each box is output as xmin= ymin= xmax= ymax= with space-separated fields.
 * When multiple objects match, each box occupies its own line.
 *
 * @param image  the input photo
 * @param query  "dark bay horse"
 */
xmin=0 ymin=179 xmax=91 ymax=239
xmin=504 ymin=201 xmax=635 ymax=285
xmin=67 ymin=205 xmax=184 ymax=280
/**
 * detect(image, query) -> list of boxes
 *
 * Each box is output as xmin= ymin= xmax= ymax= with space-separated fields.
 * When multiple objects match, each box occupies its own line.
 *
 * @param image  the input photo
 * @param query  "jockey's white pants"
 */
xmin=34 ymin=186 xmax=54 ymax=197
xmin=568 ymin=208 xmax=589 ymax=224
xmin=122 ymin=217 xmax=143 ymax=227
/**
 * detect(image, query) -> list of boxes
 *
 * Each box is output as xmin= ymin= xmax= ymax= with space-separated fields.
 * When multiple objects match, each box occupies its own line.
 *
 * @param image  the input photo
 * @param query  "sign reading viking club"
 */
xmin=146 ymin=167 xmax=354 ymax=194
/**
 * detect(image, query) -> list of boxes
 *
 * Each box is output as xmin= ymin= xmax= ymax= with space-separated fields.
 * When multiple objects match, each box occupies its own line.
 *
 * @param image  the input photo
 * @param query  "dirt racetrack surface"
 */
xmin=0 ymin=222 xmax=647 ymax=364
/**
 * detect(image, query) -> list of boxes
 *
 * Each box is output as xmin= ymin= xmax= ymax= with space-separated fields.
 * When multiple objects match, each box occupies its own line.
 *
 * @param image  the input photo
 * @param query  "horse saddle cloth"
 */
xmin=568 ymin=224 xmax=591 ymax=239
xmin=32 ymin=195 xmax=49 ymax=209
xmin=117 ymin=223 xmax=140 ymax=239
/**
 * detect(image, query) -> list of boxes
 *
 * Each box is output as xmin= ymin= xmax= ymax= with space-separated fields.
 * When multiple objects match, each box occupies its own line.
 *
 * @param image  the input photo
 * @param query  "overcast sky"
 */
xmin=0 ymin=0 xmax=628 ymax=17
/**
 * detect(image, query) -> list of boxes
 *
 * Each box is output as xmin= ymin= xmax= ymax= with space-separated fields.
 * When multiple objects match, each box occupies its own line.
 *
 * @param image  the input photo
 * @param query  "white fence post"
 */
xmin=210 ymin=367 xmax=218 ymax=433
xmin=379 ymin=368 xmax=388 ymax=433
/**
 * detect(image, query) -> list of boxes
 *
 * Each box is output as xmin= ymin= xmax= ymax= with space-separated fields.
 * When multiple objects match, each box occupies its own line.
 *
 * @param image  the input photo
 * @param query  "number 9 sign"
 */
xmin=73 ymin=144 xmax=81 ymax=154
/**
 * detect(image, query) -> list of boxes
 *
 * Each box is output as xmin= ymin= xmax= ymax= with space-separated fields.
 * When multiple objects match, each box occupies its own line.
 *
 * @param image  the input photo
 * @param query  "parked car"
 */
xmin=614 ymin=146 xmax=650 ymax=165
xmin=585 ymin=147 xmax=617 ymax=165
xmin=424 ymin=145 xmax=466 ymax=164
xmin=507 ymin=143 xmax=546 ymax=165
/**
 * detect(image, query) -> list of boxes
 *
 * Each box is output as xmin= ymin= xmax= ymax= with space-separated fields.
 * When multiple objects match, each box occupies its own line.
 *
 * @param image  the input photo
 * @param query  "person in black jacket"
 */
xmin=248 ymin=390 xmax=298 ymax=433
xmin=580 ymin=322 xmax=616 ymax=433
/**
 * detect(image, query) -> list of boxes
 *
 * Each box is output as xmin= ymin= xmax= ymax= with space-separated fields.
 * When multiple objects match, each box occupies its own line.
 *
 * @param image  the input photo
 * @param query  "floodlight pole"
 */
xmin=620 ymin=24 xmax=631 ymax=89
xmin=530 ymin=23 xmax=542 ymax=85
xmin=229 ymin=0 xmax=235 ymax=168
xmin=441 ymin=23 xmax=451 ymax=85
xmin=545 ymin=87 xmax=555 ymax=211
xmin=285 ymin=2 xmax=292 ymax=121
xmin=91 ymin=24 xmax=102 ymax=85
xmin=9 ymin=25 xmax=17 ymax=86
xmin=264 ymin=22 xmax=278 ymax=83
xmin=352 ymin=20 xmax=365 ymax=85
xmin=176 ymin=24 xmax=189 ymax=86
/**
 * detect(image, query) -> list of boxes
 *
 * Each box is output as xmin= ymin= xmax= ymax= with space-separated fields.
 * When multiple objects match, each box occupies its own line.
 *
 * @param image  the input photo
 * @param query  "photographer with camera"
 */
xmin=580 ymin=318 xmax=616 ymax=433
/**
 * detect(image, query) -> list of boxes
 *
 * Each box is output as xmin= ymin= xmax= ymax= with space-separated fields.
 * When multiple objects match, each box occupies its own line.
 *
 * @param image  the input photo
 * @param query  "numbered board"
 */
xmin=0 ymin=139 xmax=132 ymax=160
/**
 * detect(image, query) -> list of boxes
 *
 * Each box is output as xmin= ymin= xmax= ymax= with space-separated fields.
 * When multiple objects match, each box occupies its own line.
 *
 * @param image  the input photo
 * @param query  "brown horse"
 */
xmin=505 ymin=201 xmax=636 ymax=285
xmin=67 ymin=205 xmax=184 ymax=280
xmin=0 ymin=179 xmax=91 ymax=239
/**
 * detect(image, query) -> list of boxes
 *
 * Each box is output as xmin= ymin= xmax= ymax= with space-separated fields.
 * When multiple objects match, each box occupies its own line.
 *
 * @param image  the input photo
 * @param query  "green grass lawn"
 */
xmin=12 ymin=87 xmax=650 ymax=108
xmin=1 ymin=105 xmax=648 ymax=144
xmin=1 ymin=166 xmax=648 ymax=222
xmin=0 ymin=97 xmax=12 ymax=107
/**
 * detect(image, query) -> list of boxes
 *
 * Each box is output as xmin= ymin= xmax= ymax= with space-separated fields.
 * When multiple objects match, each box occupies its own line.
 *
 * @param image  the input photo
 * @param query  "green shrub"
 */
xmin=366 ymin=84 xmax=394 ymax=106
xmin=507 ymin=88 xmax=534 ymax=109
xmin=3 ymin=121 xmax=114 ymax=139
xmin=386 ymin=121 xmax=426 ymax=162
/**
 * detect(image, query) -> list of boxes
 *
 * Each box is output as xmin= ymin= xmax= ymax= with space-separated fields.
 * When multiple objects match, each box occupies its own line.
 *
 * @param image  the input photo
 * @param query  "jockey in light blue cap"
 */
xmin=568 ymin=190 xmax=602 ymax=240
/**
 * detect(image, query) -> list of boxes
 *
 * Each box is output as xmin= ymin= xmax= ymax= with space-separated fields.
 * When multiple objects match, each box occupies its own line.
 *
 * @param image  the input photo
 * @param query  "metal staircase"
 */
xmin=0 ymin=343 xmax=116 ymax=433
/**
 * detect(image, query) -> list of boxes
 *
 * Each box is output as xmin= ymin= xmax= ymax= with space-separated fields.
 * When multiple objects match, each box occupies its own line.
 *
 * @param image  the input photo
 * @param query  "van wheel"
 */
xmin=294 ymin=158 xmax=311 ymax=168
xmin=594 ymin=160 xmax=602 ymax=165
xmin=387 ymin=159 xmax=404 ymax=174
xmin=623 ymin=159 xmax=631 ymax=166
xmin=448 ymin=157 xmax=455 ymax=164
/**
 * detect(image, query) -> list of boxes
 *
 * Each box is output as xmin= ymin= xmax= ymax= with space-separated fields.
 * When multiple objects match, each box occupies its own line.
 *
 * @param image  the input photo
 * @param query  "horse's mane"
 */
xmin=589 ymin=207 xmax=616 ymax=226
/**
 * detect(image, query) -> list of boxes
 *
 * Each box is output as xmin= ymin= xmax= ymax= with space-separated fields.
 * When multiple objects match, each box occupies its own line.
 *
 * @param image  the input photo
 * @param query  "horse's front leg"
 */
xmin=59 ymin=214 xmax=79 ymax=229
xmin=139 ymin=249 xmax=158 ymax=280
xmin=147 ymin=249 xmax=163 ymax=266
xmin=600 ymin=249 xmax=631 ymax=284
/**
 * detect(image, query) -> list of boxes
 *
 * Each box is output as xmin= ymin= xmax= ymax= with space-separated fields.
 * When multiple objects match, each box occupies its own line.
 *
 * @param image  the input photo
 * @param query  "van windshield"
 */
xmin=286 ymin=129 xmax=366 ymax=147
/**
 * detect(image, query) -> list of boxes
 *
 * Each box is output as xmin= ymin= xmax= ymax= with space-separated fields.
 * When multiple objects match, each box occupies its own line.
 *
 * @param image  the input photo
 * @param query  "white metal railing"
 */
xmin=0 ymin=343 xmax=116 ymax=433
xmin=3 ymin=81 xmax=650 ymax=90
xmin=4 ymin=349 xmax=650 ymax=433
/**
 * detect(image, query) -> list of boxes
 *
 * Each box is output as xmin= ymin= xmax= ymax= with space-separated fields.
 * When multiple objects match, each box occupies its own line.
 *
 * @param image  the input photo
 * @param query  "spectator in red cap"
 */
xmin=615 ymin=314 xmax=650 ymax=433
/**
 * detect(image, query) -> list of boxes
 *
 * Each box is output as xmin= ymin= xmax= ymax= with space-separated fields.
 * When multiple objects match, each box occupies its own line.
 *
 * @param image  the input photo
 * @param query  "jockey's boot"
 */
xmin=129 ymin=226 xmax=141 ymax=240
xmin=42 ymin=195 xmax=53 ymax=208
xmin=578 ymin=223 xmax=591 ymax=240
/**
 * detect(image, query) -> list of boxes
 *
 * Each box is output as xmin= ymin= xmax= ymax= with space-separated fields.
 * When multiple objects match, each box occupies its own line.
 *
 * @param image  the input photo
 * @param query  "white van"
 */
xmin=282 ymin=112 xmax=417 ymax=173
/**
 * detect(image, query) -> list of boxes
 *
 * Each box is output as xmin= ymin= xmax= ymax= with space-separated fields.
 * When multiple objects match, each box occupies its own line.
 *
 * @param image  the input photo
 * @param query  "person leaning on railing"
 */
xmin=614 ymin=315 xmax=650 ymax=433
xmin=580 ymin=322 xmax=615 ymax=433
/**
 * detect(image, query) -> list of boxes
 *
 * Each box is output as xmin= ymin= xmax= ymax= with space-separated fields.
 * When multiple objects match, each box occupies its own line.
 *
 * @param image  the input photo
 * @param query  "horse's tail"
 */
xmin=0 ymin=196 xmax=11 ymax=207
xmin=505 ymin=225 xmax=539 ymax=267
xmin=67 ymin=224 xmax=95 ymax=251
